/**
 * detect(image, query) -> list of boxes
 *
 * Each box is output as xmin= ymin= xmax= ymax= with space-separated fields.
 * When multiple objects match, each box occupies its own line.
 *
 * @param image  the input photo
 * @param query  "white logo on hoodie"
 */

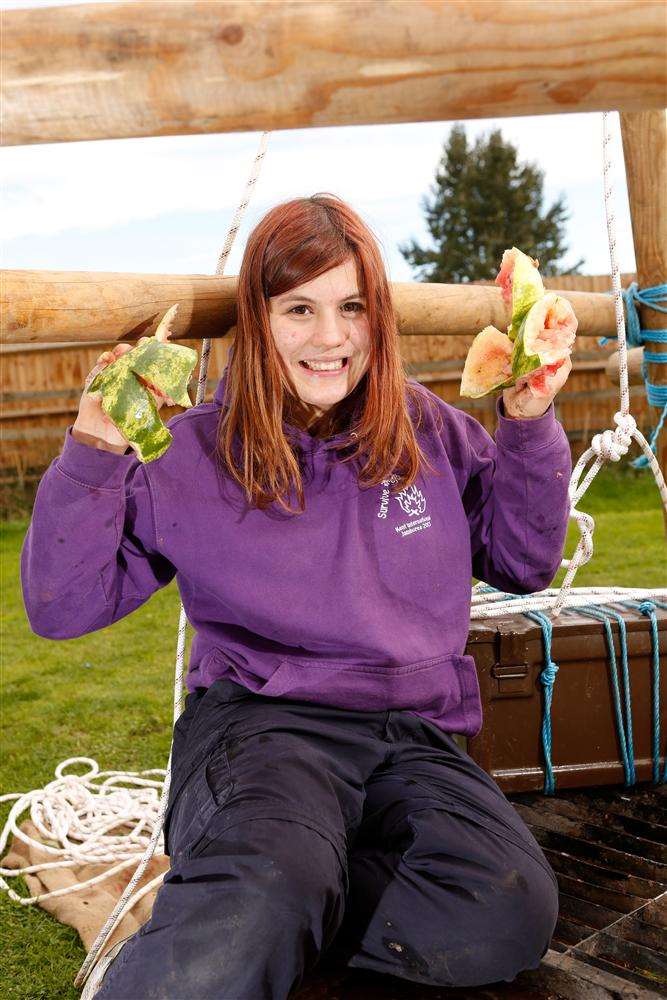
xmin=395 ymin=485 xmax=426 ymax=516
xmin=377 ymin=478 xmax=432 ymax=537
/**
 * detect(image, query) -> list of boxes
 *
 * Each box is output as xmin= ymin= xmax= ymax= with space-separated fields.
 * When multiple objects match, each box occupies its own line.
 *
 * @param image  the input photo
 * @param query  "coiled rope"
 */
xmin=0 ymin=759 xmax=166 ymax=906
xmin=2 ymin=111 xmax=666 ymax=987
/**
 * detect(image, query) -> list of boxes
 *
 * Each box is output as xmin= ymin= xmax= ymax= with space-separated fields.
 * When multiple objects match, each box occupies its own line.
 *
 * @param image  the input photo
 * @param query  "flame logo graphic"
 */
xmin=395 ymin=485 xmax=426 ymax=517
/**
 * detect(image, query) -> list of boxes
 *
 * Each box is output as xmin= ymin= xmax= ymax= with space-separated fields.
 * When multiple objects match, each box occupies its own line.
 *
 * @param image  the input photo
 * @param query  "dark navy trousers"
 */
xmin=97 ymin=679 xmax=559 ymax=999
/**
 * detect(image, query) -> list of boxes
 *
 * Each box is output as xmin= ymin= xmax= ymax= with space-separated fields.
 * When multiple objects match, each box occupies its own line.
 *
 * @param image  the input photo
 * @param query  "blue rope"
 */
xmin=598 ymin=281 xmax=667 ymax=468
xmin=620 ymin=600 xmax=664 ymax=783
xmin=572 ymin=605 xmax=635 ymax=785
xmin=522 ymin=610 xmax=560 ymax=795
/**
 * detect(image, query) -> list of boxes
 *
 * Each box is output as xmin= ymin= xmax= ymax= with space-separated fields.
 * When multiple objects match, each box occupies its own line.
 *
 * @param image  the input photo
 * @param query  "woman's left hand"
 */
xmin=502 ymin=356 xmax=572 ymax=420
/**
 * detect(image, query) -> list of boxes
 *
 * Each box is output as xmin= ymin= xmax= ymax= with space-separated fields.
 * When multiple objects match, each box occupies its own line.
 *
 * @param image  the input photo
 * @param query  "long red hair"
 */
xmin=217 ymin=193 xmax=437 ymax=513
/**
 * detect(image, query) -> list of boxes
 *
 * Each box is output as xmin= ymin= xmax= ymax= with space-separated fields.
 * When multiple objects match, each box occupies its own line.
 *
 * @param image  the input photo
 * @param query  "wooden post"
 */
xmin=620 ymin=109 xmax=667 ymax=531
xmin=2 ymin=1 xmax=666 ymax=146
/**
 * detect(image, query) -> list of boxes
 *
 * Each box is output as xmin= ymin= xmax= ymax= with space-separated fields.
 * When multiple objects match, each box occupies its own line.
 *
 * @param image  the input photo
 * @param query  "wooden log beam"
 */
xmin=605 ymin=346 xmax=646 ymax=386
xmin=1 ymin=269 xmax=620 ymax=345
xmin=620 ymin=109 xmax=667 ymax=524
xmin=2 ymin=1 xmax=666 ymax=146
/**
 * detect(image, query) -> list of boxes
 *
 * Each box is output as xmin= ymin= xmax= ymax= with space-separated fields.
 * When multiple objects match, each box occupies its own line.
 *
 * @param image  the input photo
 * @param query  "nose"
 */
xmin=310 ymin=308 xmax=348 ymax=352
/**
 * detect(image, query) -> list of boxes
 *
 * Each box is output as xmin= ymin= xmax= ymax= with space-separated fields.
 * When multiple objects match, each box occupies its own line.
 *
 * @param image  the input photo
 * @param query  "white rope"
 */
xmin=4 ymin=112 xmax=666 ymax=993
xmin=470 ymin=587 xmax=667 ymax=620
xmin=0 ymin=759 xmax=165 ymax=904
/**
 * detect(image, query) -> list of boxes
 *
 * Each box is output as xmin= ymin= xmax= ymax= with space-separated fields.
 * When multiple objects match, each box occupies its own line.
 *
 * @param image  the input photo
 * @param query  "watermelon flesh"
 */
xmin=460 ymin=326 xmax=514 ymax=399
xmin=516 ymin=358 xmax=568 ymax=398
xmin=511 ymin=292 xmax=577 ymax=383
xmin=462 ymin=248 xmax=577 ymax=402
xmin=86 ymin=333 xmax=197 ymax=463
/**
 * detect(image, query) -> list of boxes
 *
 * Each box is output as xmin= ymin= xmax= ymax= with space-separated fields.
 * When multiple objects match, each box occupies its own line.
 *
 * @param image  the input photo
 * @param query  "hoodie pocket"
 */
xmin=256 ymin=651 xmax=478 ymax=732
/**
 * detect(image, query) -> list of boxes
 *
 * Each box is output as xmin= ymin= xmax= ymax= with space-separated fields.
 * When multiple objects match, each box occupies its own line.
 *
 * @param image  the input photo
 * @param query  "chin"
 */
xmin=295 ymin=377 xmax=352 ymax=407
xmin=301 ymin=389 xmax=348 ymax=410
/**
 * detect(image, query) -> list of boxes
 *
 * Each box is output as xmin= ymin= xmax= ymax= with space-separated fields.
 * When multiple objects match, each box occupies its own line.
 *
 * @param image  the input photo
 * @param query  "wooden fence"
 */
xmin=1 ymin=272 xmax=651 ymax=484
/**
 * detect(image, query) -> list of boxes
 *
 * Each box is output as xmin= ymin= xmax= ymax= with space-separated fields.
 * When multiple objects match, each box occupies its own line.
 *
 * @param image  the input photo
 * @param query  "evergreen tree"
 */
xmin=400 ymin=124 xmax=584 ymax=282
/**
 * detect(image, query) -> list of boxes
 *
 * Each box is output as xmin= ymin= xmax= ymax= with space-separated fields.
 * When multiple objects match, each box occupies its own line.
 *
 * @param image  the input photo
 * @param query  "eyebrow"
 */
xmin=279 ymin=292 xmax=366 ymax=305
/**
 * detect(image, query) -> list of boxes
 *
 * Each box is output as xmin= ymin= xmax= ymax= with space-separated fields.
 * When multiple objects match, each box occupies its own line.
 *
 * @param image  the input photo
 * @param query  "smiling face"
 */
xmin=268 ymin=257 xmax=371 ymax=418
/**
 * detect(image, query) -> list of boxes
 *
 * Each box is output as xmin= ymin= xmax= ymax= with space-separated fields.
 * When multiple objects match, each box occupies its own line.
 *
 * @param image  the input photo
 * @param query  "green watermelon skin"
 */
xmin=510 ymin=314 xmax=543 ymax=382
xmin=508 ymin=253 xmax=544 ymax=342
xmin=129 ymin=339 xmax=197 ymax=408
xmin=496 ymin=247 xmax=545 ymax=343
xmin=87 ymin=339 xmax=197 ymax=463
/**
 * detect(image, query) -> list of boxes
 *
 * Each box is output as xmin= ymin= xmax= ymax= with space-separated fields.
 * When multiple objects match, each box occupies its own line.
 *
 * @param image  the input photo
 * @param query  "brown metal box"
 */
xmin=462 ymin=604 xmax=667 ymax=793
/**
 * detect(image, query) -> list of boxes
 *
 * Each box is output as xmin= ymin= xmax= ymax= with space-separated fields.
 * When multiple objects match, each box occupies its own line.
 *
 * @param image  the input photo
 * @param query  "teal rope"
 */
xmin=599 ymin=281 xmax=667 ymax=468
xmin=620 ymin=600 xmax=664 ymax=783
xmin=657 ymin=600 xmax=667 ymax=784
xmin=523 ymin=610 xmax=560 ymax=795
xmin=572 ymin=605 xmax=635 ymax=785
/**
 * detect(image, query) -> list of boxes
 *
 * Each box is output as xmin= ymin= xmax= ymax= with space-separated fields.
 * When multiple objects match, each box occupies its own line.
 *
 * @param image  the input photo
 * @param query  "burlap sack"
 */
xmin=2 ymin=820 xmax=170 ymax=957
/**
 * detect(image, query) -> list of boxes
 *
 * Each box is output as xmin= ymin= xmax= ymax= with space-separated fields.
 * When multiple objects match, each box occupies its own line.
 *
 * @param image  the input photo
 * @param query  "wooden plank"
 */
xmin=0 ymin=269 xmax=621 ymax=345
xmin=2 ymin=1 xmax=666 ymax=146
xmin=520 ymin=948 xmax=665 ymax=999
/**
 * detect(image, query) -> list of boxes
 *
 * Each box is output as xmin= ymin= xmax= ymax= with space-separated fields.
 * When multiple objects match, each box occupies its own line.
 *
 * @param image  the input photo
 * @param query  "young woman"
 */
xmin=22 ymin=194 xmax=572 ymax=1000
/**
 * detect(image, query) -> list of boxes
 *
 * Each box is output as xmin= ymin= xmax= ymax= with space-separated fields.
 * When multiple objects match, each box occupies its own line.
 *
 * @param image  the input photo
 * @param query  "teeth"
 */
xmin=303 ymin=359 xmax=344 ymax=371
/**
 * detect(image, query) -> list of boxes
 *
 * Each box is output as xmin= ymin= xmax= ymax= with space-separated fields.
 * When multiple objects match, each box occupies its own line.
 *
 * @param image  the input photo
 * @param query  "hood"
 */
xmin=212 ymin=367 xmax=363 ymax=452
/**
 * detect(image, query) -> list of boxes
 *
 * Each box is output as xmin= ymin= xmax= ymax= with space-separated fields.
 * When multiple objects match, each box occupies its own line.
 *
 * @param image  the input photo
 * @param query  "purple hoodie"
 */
xmin=21 ymin=372 xmax=571 ymax=737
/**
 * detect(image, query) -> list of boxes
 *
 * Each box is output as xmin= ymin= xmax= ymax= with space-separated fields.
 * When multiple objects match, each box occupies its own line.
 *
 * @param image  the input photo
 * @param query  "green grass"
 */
xmin=1 ymin=463 xmax=665 ymax=998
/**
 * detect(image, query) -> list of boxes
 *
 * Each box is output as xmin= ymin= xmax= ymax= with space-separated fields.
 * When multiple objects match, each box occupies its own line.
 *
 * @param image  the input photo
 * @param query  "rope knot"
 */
xmin=590 ymin=412 xmax=636 ymax=462
xmin=540 ymin=661 xmax=559 ymax=687
xmin=638 ymin=600 xmax=656 ymax=615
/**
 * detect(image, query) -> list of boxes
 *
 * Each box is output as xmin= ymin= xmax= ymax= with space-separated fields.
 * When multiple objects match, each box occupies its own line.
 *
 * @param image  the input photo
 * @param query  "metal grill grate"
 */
xmin=296 ymin=784 xmax=666 ymax=999
xmin=512 ymin=783 xmax=666 ymax=997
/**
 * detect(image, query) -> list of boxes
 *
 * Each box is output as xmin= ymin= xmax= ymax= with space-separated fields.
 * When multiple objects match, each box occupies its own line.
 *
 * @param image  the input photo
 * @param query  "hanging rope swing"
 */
xmin=1 ymin=112 xmax=666 ymax=991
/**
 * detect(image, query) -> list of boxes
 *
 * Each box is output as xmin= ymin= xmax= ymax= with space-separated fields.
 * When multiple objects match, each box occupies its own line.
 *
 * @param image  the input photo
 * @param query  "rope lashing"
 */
xmin=569 ymin=605 xmax=635 ymax=786
xmin=549 ymin=115 xmax=667 ymax=616
xmin=523 ymin=610 xmax=560 ymax=795
xmin=590 ymin=411 xmax=636 ymax=463
xmin=598 ymin=281 xmax=667 ymax=468
xmin=620 ymin=600 xmax=664 ymax=784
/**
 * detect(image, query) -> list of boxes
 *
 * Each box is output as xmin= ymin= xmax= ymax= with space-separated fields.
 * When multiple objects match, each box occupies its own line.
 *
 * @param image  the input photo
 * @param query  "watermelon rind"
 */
xmin=87 ymin=338 xmax=197 ymax=462
xmin=129 ymin=339 xmax=197 ymax=408
xmin=506 ymin=248 xmax=545 ymax=343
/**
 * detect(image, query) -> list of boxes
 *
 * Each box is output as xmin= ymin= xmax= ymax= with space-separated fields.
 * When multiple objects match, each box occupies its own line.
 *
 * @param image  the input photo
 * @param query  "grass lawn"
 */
xmin=1 ymin=463 xmax=665 ymax=998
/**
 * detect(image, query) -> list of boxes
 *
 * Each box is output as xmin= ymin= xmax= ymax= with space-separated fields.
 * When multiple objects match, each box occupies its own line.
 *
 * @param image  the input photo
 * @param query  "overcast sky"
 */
xmin=1 ymin=0 xmax=636 ymax=283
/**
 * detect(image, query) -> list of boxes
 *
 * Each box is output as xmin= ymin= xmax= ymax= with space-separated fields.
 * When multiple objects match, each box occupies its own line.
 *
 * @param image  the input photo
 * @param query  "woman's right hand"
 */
xmin=72 ymin=305 xmax=180 ymax=453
